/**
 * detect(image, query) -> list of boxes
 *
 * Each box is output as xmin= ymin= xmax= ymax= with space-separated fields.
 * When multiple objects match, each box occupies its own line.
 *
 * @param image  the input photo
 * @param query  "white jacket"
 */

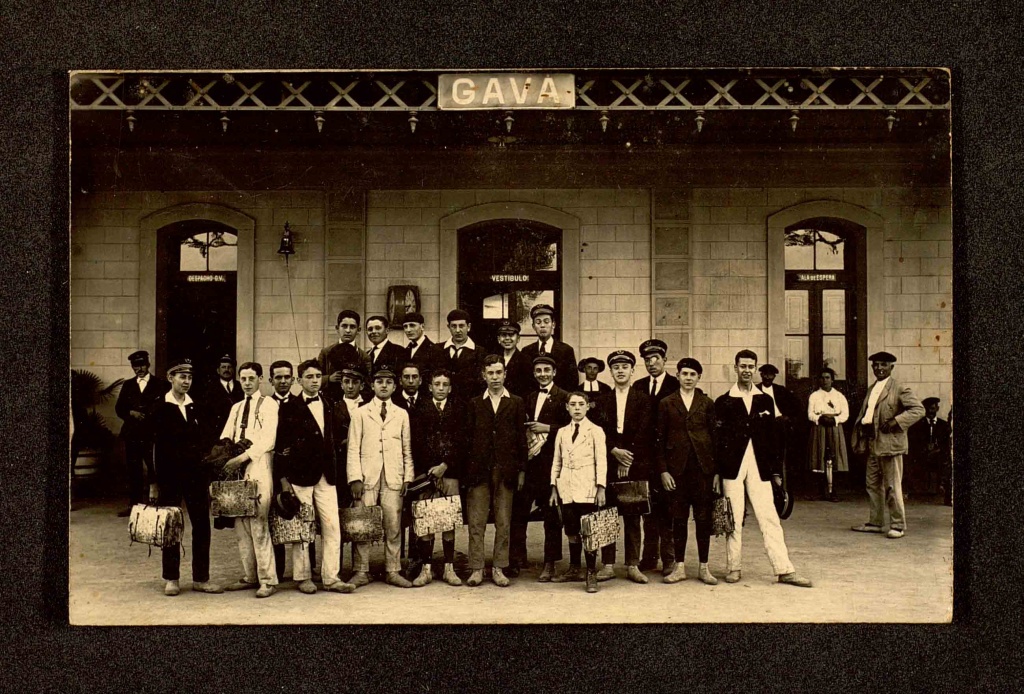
xmin=346 ymin=399 xmax=414 ymax=491
xmin=550 ymin=417 xmax=607 ymax=504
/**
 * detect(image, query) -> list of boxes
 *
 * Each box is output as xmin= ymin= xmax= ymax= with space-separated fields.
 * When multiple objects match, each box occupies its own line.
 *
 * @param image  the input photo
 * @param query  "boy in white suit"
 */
xmin=549 ymin=391 xmax=608 ymax=593
xmin=220 ymin=362 xmax=279 ymax=598
xmin=347 ymin=366 xmax=415 ymax=588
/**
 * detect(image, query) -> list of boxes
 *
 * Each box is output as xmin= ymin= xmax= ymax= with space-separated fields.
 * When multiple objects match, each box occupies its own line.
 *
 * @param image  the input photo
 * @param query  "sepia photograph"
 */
xmin=68 ymin=68 xmax=953 ymax=625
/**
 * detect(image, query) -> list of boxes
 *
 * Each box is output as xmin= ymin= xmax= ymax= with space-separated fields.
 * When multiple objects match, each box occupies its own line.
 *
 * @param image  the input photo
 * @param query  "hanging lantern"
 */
xmin=886 ymin=109 xmax=896 ymax=132
xmin=789 ymin=109 xmax=799 ymax=133
xmin=408 ymin=111 xmax=419 ymax=134
xmin=126 ymin=110 xmax=136 ymax=133
xmin=278 ymin=222 xmax=295 ymax=257
xmin=695 ymin=109 xmax=705 ymax=133
xmin=599 ymin=110 xmax=609 ymax=133
xmin=504 ymin=110 xmax=514 ymax=133
xmin=220 ymin=110 xmax=230 ymax=133
xmin=314 ymin=110 xmax=325 ymax=133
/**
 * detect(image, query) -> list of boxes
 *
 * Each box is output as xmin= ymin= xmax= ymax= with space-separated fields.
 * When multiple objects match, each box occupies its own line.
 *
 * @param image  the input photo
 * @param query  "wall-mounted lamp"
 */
xmin=278 ymin=222 xmax=296 ymax=257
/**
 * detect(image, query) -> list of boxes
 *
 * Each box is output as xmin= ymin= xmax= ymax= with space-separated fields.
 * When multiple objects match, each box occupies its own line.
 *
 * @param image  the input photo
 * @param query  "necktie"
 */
xmin=305 ymin=396 xmax=319 ymax=404
xmin=240 ymin=395 xmax=251 ymax=434
xmin=408 ymin=395 xmax=416 ymax=408
xmin=539 ymin=341 xmax=547 ymax=355
xmin=650 ymin=379 xmax=657 ymax=396
xmin=436 ymin=400 xmax=443 ymax=414
xmin=451 ymin=346 xmax=461 ymax=360
xmin=381 ymin=402 xmax=387 ymax=421
xmin=571 ymin=423 xmax=579 ymax=442
xmin=225 ymin=381 xmax=232 ymax=394
xmin=372 ymin=346 xmax=379 ymax=365
xmin=408 ymin=341 xmax=417 ymax=351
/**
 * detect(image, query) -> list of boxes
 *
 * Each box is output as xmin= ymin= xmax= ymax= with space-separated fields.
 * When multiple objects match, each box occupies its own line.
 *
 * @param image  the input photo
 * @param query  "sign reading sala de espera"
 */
xmin=438 ymin=73 xmax=575 ymax=110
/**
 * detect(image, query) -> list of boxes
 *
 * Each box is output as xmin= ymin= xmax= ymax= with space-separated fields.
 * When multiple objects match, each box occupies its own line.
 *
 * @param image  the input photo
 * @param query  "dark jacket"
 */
xmin=363 ymin=340 xmax=408 ymax=376
xmin=317 ymin=341 xmax=362 ymax=402
xmin=501 ymin=348 xmax=535 ymax=398
xmin=908 ymin=416 xmax=952 ymax=464
xmin=464 ymin=391 xmax=528 ymax=487
xmin=429 ymin=341 xmax=487 ymax=400
xmin=150 ymin=396 xmax=206 ymax=480
xmin=115 ymin=375 xmax=168 ymax=442
xmin=757 ymin=383 xmax=802 ymax=419
xmin=656 ymin=389 xmax=717 ymax=478
xmin=520 ymin=339 xmax=578 ymax=394
xmin=205 ymin=378 xmax=244 ymax=444
xmin=275 ymin=393 xmax=340 ymax=488
xmin=523 ymin=384 xmax=571 ymax=498
xmin=410 ymin=396 xmax=469 ymax=479
xmin=405 ymin=336 xmax=436 ymax=384
xmin=714 ymin=389 xmax=782 ymax=481
xmin=632 ymin=374 xmax=681 ymax=402
xmin=592 ymin=387 xmax=654 ymax=483
xmin=392 ymin=390 xmax=426 ymax=412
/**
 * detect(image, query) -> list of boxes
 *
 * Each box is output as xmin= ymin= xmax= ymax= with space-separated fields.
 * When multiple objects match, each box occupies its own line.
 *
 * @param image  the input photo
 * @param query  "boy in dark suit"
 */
xmin=114 ymin=350 xmax=167 ymax=516
xmin=655 ymin=358 xmax=718 ymax=585
xmin=393 ymin=363 xmax=424 ymax=411
xmin=510 ymin=355 xmax=569 ymax=581
xmin=149 ymin=358 xmax=222 ymax=596
xmin=402 ymin=311 xmax=434 ymax=384
xmin=464 ymin=355 xmax=528 ymax=587
xmin=496 ymin=319 xmax=533 ymax=397
xmin=591 ymin=350 xmax=652 ymax=583
xmin=715 ymin=349 xmax=812 ymax=588
xmin=431 ymin=308 xmax=485 ymax=399
xmin=318 ymin=309 xmax=364 ymax=402
xmin=275 ymin=360 xmax=354 ymax=594
xmin=908 ymin=397 xmax=952 ymax=504
xmin=363 ymin=315 xmax=407 ymax=379
xmin=409 ymin=368 xmax=468 ymax=586
xmin=519 ymin=304 xmax=578 ymax=394
xmin=206 ymin=354 xmax=244 ymax=443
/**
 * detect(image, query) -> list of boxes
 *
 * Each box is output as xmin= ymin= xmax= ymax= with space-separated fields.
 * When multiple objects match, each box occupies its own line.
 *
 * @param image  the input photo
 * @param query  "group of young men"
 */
xmin=116 ymin=301 xmax=936 ymax=600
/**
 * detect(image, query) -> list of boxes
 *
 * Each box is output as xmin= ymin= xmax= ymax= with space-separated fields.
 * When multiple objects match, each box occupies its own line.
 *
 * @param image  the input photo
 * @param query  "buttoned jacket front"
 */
xmin=550 ymin=417 xmax=608 ymax=504
xmin=346 ymin=398 xmax=414 ymax=491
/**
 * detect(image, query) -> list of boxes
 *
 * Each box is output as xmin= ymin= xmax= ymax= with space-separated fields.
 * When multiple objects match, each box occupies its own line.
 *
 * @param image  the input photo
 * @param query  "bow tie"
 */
xmin=305 ymin=396 xmax=320 ymax=404
xmin=538 ymin=388 xmax=550 ymax=394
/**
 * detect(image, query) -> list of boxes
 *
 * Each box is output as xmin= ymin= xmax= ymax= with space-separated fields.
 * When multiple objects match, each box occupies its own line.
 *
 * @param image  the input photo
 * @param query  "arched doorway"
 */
xmin=156 ymin=220 xmax=240 ymax=379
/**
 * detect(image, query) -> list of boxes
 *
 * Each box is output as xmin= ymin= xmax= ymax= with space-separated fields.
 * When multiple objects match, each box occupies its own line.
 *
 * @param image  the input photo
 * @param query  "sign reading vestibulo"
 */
xmin=438 ymin=73 xmax=575 ymax=110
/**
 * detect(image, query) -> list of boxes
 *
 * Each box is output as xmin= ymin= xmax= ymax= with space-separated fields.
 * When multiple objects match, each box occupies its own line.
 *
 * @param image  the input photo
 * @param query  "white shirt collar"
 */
xmin=873 ymin=376 xmax=891 ymax=390
xmin=444 ymin=337 xmax=476 ymax=351
xmin=483 ymin=388 xmax=510 ymax=400
xmin=137 ymin=373 xmax=150 ymax=382
xmin=370 ymin=337 xmax=391 ymax=352
xmin=729 ymin=383 xmax=755 ymax=399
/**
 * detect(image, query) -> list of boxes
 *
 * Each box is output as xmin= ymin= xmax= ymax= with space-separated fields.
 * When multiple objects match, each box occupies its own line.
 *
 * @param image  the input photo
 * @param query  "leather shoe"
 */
xmin=349 ymin=571 xmax=371 ymax=588
xmin=828 ymin=492 xmax=839 ymax=503
xmin=442 ymin=564 xmax=462 ymax=586
xmin=297 ymin=579 xmax=317 ymax=594
xmin=698 ymin=564 xmax=718 ymax=585
xmin=585 ymin=570 xmax=598 ymax=593
xmin=626 ymin=565 xmax=649 ymax=584
xmin=503 ymin=565 xmax=521 ymax=578
xmin=638 ymin=558 xmax=658 ymax=572
xmin=256 ymin=584 xmax=277 ymax=598
xmin=537 ymin=562 xmax=555 ymax=582
xmin=725 ymin=570 xmax=742 ymax=583
xmin=851 ymin=523 xmax=885 ymax=533
xmin=886 ymin=528 xmax=905 ymax=539
xmin=386 ymin=571 xmax=413 ymax=588
xmin=164 ymin=580 xmax=180 ymax=596
xmin=664 ymin=563 xmax=688 ymax=584
xmin=327 ymin=581 xmax=355 ymax=594
xmin=466 ymin=570 xmax=484 ymax=587
xmin=412 ymin=566 xmax=433 ymax=587
xmin=662 ymin=561 xmax=678 ymax=577
xmin=552 ymin=565 xmax=584 ymax=583
xmin=595 ymin=565 xmax=615 ymax=582
xmin=192 ymin=581 xmax=224 ymax=594
xmin=778 ymin=572 xmax=813 ymax=588
xmin=491 ymin=568 xmax=510 ymax=587
xmin=225 ymin=580 xmax=258 ymax=592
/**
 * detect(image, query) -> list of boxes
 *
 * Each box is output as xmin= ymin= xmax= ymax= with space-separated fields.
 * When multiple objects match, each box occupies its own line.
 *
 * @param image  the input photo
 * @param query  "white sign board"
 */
xmin=438 ymin=73 xmax=575 ymax=110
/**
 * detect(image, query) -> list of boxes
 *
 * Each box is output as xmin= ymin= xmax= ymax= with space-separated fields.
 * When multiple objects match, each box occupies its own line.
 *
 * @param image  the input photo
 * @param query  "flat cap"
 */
xmin=869 ymin=351 xmax=898 ymax=363
xmin=578 ymin=357 xmax=605 ymax=373
xmin=607 ymin=350 xmax=636 ymax=367
xmin=128 ymin=350 xmax=149 ymax=365
xmin=759 ymin=363 xmax=779 ymax=375
xmin=166 ymin=358 xmax=193 ymax=376
xmin=402 ymin=312 xmax=425 ymax=325
xmin=639 ymin=339 xmax=668 ymax=359
xmin=496 ymin=319 xmax=521 ymax=335
xmin=340 ymin=363 xmax=365 ymax=380
xmin=922 ymin=396 xmax=941 ymax=407
xmin=532 ymin=355 xmax=557 ymax=368
xmin=677 ymin=357 xmax=703 ymax=375
xmin=217 ymin=353 xmax=236 ymax=365
xmin=530 ymin=303 xmax=555 ymax=319
xmin=372 ymin=365 xmax=397 ymax=380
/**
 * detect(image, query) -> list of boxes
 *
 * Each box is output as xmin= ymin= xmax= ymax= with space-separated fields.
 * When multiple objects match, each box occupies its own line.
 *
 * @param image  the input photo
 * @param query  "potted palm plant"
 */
xmin=71 ymin=369 xmax=124 ymax=495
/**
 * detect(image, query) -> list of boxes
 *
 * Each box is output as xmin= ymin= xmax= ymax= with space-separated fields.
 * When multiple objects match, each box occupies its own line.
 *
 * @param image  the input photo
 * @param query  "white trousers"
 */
xmin=291 ymin=474 xmax=342 ymax=586
xmin=722 ymin=443 xmax=795 ymax=575
xmin=234 ymin=452 xmax=277 ymax=585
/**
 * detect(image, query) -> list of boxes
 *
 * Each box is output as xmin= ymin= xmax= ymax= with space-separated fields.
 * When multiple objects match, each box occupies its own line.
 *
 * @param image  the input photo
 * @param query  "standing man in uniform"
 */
xmin=464 ymin=355 xmax=528 ymax=587
xmin=632 ymin=339 xmax=680 ymax=572
xmin=850 ymin=351 xmax=925 ymax=539
xmin=510 ymin=355 xmax=569 ymax=581
xmin=496 ymin=319 xmax=533 ymax=397
xmin=275 ymin=360 xmax=353 ymax=594
xmin=715 ymin=350 xmax=812 ymax=588
xmin=207 ymin=354 xmax=244 ymax=443
xmin=319 ymin=309 xmax=364 ymax=402
xmin=579 ymin=357 xmax=611 ymax=397
xmin=519 ymin=304 xmax=578 ymax=394
xmin=655 ymin=358 xmax=719 ymax=585
xmin=114 ymin=350 xmax=167 ymax=516
xmin=431 ymin=309 xmax=485 ymax=400
xmin=149 ymin=358 xmax=222 ymax=596
xmin=219 ymin=362 xmax=279 ymax=598
xmin=592 ymin=350 xmax=652 ymax=584
xmin=402 ymin=311 xmax=434 ymax=385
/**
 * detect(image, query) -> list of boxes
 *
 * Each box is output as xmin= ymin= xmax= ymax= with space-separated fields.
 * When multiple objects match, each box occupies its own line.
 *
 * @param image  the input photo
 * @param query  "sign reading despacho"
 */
xmin=438 ymin=73 xmax=575 ymax=110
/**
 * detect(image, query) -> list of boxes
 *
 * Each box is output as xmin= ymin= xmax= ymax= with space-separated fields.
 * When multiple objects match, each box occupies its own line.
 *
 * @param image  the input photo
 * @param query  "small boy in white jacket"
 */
xmin=548 ymin=391 xmax=608 ymax=593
